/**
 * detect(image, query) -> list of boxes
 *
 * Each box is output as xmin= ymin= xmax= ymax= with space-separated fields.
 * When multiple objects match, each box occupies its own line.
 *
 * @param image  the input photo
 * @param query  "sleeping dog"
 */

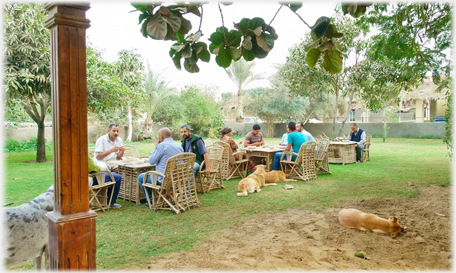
xmin=264 ymin=170 xmax=297 ymax=183
xmin=237 ymin=165 xmax=277 ymax=196
xmin=338 ymin=208 xmax=406 ymax=237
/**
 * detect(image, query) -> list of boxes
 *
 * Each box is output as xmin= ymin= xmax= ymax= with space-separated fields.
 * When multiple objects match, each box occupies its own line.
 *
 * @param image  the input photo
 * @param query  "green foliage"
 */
xmin=131 ymin=2 xmax=345 ymax=73
xmin=4 ymin=137 xmax=52 ymax=152
xmin=443 ymin=93 xmax=453 ymax=159
xmin=151 ymin=95 xmax=183 ymax=125
xmin=382 ymin=123 xmax=390 ymax=143
xmin=341 ymin=2 xmax=372 ymax=18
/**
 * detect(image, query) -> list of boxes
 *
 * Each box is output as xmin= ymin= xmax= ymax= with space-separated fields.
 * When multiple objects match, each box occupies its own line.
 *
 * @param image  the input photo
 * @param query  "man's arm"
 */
xmin=359 ymin=131 xmax=366 ymax=145
xmin=285 ymin=143 xmax=292 ymax=152
xmin=203 ymin=152 xmax=210 ymax=175
xmin=96 ymin=146 xmax=118 ymax=160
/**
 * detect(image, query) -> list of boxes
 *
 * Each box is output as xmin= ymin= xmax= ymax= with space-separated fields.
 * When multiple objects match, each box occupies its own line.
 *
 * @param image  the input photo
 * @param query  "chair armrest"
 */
xmin=232 ymin=151 xmax=247 ymax=160
xmin=89 ymin=170 xmax=116 ymax=185
xmin=142 ymin=171 xmax=165 ymax=186
xmin=280 ymin=151 xmax=298 ymax=161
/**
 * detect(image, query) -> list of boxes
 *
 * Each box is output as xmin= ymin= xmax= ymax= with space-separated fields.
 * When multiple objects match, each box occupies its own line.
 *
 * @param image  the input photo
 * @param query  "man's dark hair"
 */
xmin=180 ymin=124 xmax=191 ymax=130
xmin=108 ymin=123 xmax=119 ymax=130
xmin=288 ymin=122 xmax=296 ymax=131
xmin=253 ymin=124 xmax=261 ymax=130
xmin=297 ymin=122 xmax=304 ymax=128
xmin=351 ymin=123 xmax=357 ymax=127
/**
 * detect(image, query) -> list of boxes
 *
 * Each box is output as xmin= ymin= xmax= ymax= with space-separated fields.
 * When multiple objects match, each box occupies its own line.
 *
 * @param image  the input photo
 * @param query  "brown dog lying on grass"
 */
xmin=338 ymin=208 xmax=406 ymax=237
xmin=264 ymin=170 xmax=297 ymax=183
xmin=237 ymin=165 xmax=277 ymax=196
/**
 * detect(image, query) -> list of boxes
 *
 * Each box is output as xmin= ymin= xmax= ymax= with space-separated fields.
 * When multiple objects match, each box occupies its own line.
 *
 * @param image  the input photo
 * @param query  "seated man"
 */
xmin=244 ymin=124 xmax=265 ymax=147
xmin=180 ymin=124 xmax=210 ymax=176
xmin=93 ymin=123 xmax=125 ymax=209
xmin=347 ymin=123 xmax=366 ymax=163
xmin=138 ymin=127 xmax=183 ymax=207
xmin=273 ymin=122 xmax=306 ymax=170
xmin=279 ymin=127 xmax=289 ymax=146
xmin=297 ymin=122 xmax=315 ymax=142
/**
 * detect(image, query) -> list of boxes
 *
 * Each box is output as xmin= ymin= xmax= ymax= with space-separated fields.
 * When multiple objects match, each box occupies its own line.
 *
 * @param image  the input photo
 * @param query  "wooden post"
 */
xmin=44 ymin=3 xmax=97 ymax=270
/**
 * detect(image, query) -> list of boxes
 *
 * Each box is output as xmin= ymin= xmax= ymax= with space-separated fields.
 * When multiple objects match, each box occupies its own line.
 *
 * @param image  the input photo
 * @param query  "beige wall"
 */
xmin=435 ymin=100 xmax=447 ymax=116
xmin=415 ymin=99 xmax=424 ymax=122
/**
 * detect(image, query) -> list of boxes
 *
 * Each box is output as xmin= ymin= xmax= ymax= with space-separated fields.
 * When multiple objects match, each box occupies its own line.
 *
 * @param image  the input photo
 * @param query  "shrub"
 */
xmin=4 ymin=137 xmax=53 ymax=152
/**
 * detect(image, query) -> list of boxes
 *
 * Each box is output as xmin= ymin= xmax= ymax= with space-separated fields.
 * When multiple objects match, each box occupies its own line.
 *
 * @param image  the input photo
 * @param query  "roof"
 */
xmin=401 ymin=76 xmax=451 ymax=103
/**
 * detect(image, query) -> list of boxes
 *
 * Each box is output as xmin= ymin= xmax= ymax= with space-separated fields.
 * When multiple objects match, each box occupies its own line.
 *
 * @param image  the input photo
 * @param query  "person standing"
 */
xmin=273 ymin=122 xmax=306 ymax=170
xmin=138 ymin=127 xmax=183 ymax=207
xmin=347 ymin=123 xmax=366 ymax=163
xmin=93 ymin=123 xmax=124 ymax=208
xmin=180 ymin=124 xmax=210 ymax=176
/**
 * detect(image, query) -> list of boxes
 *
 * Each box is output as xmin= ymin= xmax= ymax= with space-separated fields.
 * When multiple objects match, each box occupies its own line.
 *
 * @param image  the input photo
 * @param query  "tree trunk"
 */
xmin=331 ymin=90 xmax=339 ymax=141
xmin=126 ymin=105 xmax=133 ymax=141
xmin=235 ymin=90 xmax=244 ymax=122
xmin=141 ymin=116 xmax=154 ymax=139
xmin=337 ymin=90 xmax=355 ymax=137
xmin=303 ymin=108 xmax=314 ymax=125
xmin=36 ymin=120 xmax=47 ymax=163
xmin=265 ymin=121 xmax=274 ymax=138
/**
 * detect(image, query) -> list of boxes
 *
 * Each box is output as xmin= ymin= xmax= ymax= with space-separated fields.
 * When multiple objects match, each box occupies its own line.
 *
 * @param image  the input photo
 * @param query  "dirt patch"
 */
xmin=148 ymin=184 xmax=451 ymax=271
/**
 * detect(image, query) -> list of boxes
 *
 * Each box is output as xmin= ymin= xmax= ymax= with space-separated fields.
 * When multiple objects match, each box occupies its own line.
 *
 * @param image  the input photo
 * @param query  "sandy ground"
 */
xmin=147 ymin=184 xmax=452 ymax=271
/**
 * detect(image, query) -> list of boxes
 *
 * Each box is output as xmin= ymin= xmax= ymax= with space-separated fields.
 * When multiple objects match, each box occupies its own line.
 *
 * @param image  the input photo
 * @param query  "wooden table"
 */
xmin=328 ymin=141 xmax=357 ymax=165
xmin=107 ymin=160 xmax=155 ymax=205
xmin=241 ymin=146 xmax=285 ymax=172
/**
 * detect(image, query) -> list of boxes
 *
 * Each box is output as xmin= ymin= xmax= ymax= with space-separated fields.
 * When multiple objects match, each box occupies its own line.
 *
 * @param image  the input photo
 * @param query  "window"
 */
xmin=349 ymin=109 xmax=355 ymax=121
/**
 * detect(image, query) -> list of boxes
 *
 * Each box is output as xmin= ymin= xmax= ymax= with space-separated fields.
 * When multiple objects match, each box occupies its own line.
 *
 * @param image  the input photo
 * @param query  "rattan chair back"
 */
xmin=197 ymin=145 xmax=224 ymax=193
xmin=362 ymin=134 xmax=372 ymax=162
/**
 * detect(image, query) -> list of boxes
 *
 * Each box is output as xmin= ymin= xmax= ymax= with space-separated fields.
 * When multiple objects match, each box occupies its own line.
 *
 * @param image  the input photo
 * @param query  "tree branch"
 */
xmin=218 ymin=2 xmax=229 ymax=47
xmin=21 ymin=101 xmax=39 ymax=124
xmin=285 ymin=5 xmax=312 ymax=29
xmin=263 ymin=4 xmax=283 ymax=34
xmin=198 ymin=5 xmax=204 ymax=32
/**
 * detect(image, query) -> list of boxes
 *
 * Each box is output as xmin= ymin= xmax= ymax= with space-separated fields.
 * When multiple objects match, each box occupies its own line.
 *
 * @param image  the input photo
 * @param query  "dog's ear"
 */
xmin=390 ymin=216 xmax=398 ymax=222
xmin=253 ymin=165 xmax=258 ymax=170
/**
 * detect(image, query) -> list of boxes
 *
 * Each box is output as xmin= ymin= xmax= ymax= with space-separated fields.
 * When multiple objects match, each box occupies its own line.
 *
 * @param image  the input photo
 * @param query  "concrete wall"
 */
xmin=5 ymin=122 xmax=445 ymax=143
xmin=303 ymin=122 xmax=446 ymax=138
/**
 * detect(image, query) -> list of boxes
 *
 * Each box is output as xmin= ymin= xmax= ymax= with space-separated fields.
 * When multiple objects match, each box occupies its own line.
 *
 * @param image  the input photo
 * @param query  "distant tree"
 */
xmin=221 ymin=92 xmax=234 ymax=101
xmin=142 ymin=64 xmax=178 ymax=139
xmin=3 ymin=3 xmax=50 ymax=162
xmin=224 ymin=58 xmax=262 ymax=122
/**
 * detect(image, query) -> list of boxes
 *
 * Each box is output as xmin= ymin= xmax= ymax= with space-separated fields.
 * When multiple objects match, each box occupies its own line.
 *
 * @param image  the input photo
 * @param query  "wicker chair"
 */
xmin=314 ymin=138 xmax=331 ymax=174
xmin=197 ymin=145 xmax=224 ymax=193
xmin=214 ymin=141 xmax=248 ymax=180
xmin=280 ymin=141 xmax=317 ymax=181
xmin=142 ymin=153 xmax=200 ymax=214
xmin=88 ymin=148 xmax=116 ymax=212
xmin=238 ymin=137 xmax=246 ymax=148
xmin=361 ymin=134 xmax=372 ymax=162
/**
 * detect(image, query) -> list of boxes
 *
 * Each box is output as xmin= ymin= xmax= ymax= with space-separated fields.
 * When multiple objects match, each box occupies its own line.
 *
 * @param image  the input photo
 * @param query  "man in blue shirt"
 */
xmin=138 ymin=127 xmax=183 ymax=206
xmin=297 ymin=122 xmax=315 ymax=142
xmin=273 ymin=122 xmax=306 ymax=170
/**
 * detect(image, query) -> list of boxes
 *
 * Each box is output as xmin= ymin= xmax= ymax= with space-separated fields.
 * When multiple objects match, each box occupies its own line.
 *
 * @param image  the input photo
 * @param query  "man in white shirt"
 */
xmin=279 ymin=125 xmax=289 ymax=146
xmin=93 ymin=123 xmax=125 ymax=208
xmin=296 ymin=122 xmax=315 ymax=142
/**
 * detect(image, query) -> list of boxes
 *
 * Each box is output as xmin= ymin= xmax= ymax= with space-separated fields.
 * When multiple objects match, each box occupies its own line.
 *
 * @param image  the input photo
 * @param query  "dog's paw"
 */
xmin=270 ymin=183 xmax=277 ymax=185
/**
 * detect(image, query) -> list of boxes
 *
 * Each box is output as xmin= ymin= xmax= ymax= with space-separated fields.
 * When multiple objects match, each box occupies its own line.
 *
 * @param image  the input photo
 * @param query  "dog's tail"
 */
xmin=285 ymin=173 xmax=291 ymax=177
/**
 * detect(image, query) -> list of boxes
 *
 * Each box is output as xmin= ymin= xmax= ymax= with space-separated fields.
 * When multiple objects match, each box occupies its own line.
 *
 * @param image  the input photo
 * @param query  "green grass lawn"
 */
xmin=4 ymin=137 xmax=451 ymax=270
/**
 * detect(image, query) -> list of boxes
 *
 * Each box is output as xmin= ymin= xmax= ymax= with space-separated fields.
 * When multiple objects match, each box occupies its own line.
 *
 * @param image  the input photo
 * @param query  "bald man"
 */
xmin=138 ymin=127 xmax=184 ymax=206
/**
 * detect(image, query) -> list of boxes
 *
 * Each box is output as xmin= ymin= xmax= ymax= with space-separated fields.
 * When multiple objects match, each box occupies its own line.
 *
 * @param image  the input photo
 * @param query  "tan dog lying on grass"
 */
xmin=237 ymin=165 xmax=277 ymax=196
xmin=338 ymin=208 xmax=406 ymax=237
xmin=264 ymin=170 xmax=297 ymax=183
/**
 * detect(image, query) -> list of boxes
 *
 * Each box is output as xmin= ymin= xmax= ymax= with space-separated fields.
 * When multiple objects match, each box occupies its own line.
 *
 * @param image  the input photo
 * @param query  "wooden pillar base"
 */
xmin=47 ymin=210 xmax=97 ymax=270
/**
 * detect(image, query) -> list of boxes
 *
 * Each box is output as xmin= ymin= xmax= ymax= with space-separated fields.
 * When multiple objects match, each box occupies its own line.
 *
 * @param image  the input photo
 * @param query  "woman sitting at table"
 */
xmin=220 ymin=127 xmax=245 ymax=160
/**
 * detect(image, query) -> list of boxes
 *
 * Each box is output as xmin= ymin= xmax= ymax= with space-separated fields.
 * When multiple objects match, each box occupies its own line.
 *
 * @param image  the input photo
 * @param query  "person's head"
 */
xmin=158 ymin=127 xmax=172 ymax=142
xmin=351 ymin=123 xmax=358 ymax=132
xmin=296 ymin=122 xmax=304 ymax=132
xmin=108 ymin=123 xmax=120 ymax=141
xmin=252 ymin=124 xmax=261 ymax=135
xmin=220 ymin=127 xmax=232 ymax=140
xmin=180 ymin=124 xmax=192 ymax=140
xmin=287 ymin=122 xmax=296 ymax=133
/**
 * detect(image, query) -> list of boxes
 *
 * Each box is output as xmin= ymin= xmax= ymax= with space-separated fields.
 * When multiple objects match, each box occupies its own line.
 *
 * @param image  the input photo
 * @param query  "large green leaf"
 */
xmin=229 ymin=46 xmax=241 ymax=61
xmin=131 ymin=3 xmax=148 ymax=12
xmin=241 ymin=47 xmax=255 ymax=61
xmin=311 ymin=16 xmax=331 ymax=40
xmin=215 ymin=47 xmax=232 ymax=68
xmin=197 ymin=49 xmax=210 ymax=62
xmin=304 ymin=39 xmax=320 ymax=52
xmin=147 ymin=15 xmax=167 ymax=40
xmin=176 ymin=32 xmax=185 ymax=43
xmin=306 ymin=48 xmax=321 ymax=68
xmin=178 ymin=16 xmax=192 ymax=34
xmin=186 ymin=4 xmax=201 ymax=17
xmin=161 ymin=13 xmax=181 ymax=32
xmin=141 ymin=19 xmax=150 ymax=38
xmin=181 ymin=44 xmax=192 ymax=58
xmin=138 ymin=13 xmax=148 ymax=25
xmin=264 ymin=25 xmax=278 ymax=40
xmin=184 ymin=58 xmax=199 ymax=73
xmin=208 ymin=27 xmax=226 ymax=45
xmin=256 ymin=33 xmax=274 ymax=52
xmin=289 ymin=3 xmax=303 ymax=12
xmin=324 ymin=24 xmax=343 ymax=39
xmin=226 ymin=30 xmax=242 ymax=47
xmin=172 ymin=51 xmax=182 ymax=70
xmin=242 ymin=35 xmax=253 ymax=50
xmin=209 ymin=43 xmax=219 ymax=54
xmin=251 ymin=42 xmax=268 ymax=59
xmin=234 ymin=18 xmax=250 ymax=34
xmin=163 ymin=23 xmax=177 ymax=40
xmin=323 ymin=50 xmax=342 ymax=74
xmin=248 ymin=17 xmax=265 ymax=31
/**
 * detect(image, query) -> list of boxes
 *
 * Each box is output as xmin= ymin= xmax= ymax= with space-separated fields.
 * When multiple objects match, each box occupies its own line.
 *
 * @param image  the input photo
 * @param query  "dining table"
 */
xmin=240 ymin=145 xmax=286 ymax=173
xmin=328 ymin=141 xmax=357 ymax=165
xmin=107 ymin=159 xmax=155 ymax=205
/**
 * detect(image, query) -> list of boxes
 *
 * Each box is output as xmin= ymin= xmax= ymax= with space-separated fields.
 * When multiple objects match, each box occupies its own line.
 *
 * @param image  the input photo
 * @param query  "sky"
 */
xmin=86 ymin=0 xmax=339 ymax=98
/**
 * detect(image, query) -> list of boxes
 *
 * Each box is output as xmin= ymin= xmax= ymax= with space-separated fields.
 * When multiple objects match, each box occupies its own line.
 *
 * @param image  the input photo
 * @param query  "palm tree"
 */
xmin=224 ymin=58 xmax=262 ymax=122
xmin=141 ymin=63 xmax=178 ymax=139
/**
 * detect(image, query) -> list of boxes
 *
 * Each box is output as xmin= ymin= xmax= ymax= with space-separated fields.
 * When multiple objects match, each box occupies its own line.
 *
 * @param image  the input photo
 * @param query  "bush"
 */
xmin=4 ymin=137 xmax=53 ymax=152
